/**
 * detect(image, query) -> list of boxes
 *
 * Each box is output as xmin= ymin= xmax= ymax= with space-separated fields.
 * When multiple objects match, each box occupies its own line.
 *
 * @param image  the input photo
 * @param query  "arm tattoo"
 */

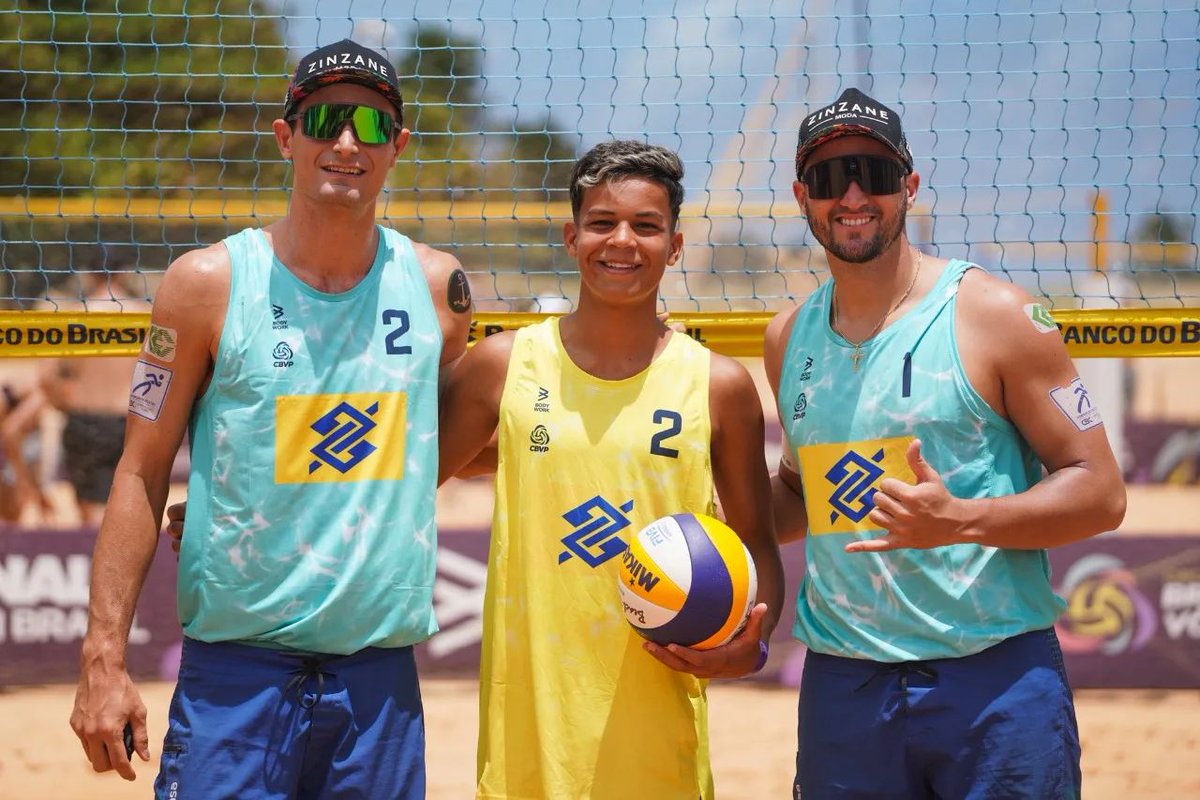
xmin=447 ymin=268 xmax=472 ymax=314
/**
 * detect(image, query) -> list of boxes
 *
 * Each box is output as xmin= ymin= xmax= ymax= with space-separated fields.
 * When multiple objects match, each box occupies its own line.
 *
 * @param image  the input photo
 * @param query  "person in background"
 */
xmin=39 ymin=268 xmax=142 ymax=525
xmin=0 ymin=377 xmax=54 ymax=524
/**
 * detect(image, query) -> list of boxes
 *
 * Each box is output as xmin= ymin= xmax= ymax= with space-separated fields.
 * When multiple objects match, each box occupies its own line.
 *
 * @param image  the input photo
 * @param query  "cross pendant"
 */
xmin=850 ymin=345 xmax=864 ymax=371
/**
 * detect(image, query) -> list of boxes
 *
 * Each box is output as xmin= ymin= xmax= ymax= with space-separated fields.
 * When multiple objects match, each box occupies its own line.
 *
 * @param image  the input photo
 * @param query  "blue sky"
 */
xmin=270 ymin=0 xmax=1198 ymax=280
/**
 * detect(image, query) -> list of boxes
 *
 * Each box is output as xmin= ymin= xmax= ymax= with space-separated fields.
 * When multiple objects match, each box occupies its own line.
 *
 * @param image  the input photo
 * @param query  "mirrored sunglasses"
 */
xmin=289 ymin=103 xmax=397 ymax=145
xmin=801 ymin=154 xmax=907 ymax=200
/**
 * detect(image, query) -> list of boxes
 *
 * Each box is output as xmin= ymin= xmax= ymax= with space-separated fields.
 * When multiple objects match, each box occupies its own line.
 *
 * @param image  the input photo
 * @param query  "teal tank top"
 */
xmin=778 ymin=259 xmax=1065 ymax=662
xmin=179 ymin=226 xmax=442 ymax=654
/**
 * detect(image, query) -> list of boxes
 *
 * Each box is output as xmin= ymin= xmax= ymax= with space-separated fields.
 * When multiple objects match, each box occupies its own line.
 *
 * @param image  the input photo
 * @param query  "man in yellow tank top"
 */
xmin=439 ymin=140 xmax=786 ymax=800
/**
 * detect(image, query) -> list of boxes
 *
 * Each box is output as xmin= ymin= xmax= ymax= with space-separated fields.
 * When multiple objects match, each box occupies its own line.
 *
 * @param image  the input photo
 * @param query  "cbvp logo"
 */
xmin=825 ymin=448 xmax=885 ymax=524
xmin=273 ymin=341 xmax=295 ymax=368
xmin=1056 ymin=554 xmax=1156 ymax=655
xmin=308 ymin=401 xmax=379 ymax=474
xmin=529 ymin=424 xmax=550 ymax=452
xmin=792 ymin=392 xmax=807 ymax=421
xmin=558 ymin=496 xmax=634 ymax=567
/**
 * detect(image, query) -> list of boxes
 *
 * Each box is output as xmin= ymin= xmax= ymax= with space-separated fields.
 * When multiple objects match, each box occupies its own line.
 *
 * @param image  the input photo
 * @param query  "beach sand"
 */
xmin=2 ymin=680 xmax=1196 ymax=799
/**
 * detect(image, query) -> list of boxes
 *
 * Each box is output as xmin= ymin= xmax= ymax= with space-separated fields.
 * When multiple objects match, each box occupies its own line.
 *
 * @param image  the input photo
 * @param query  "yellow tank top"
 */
xmin=477 ymin=318 xmax=716 ymax=800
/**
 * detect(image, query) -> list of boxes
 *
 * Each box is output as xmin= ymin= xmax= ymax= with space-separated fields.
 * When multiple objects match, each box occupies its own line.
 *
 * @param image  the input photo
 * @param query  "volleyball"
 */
xmin=617 ymin=512 xmax=757 ymax=650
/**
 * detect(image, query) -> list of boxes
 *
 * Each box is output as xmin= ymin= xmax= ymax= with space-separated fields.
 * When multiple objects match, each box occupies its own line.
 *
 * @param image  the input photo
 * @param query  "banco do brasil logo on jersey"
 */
xmin=825 ymin=447 xmax=886 ymax=524
xmin=309 ymin=401 xmax=379 ymax=474
xmin=558 ymin=495 xmax=635 ymax=567
xmin=275 ymin=392 xmax=407 ymax=484
xmin=796 ymin=436 xmax=912 ymax=535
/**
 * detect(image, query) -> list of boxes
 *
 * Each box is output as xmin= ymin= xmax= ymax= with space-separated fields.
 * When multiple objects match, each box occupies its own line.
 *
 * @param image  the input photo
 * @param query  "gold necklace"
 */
xmin=832 ymin=249 xmax=924 ymax=372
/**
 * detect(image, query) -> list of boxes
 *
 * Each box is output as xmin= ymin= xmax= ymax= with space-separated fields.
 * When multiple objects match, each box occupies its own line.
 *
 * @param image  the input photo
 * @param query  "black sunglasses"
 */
xmin=287 ymin=103 xmax=398 ymax=145
xmin=801 ymin=155 xmax=908 ymax=200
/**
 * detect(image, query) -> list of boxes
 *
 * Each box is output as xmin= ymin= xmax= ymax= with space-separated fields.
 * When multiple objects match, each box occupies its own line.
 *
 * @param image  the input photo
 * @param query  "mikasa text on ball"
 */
xmin=617 ymin=512 xmax=757 ymax=650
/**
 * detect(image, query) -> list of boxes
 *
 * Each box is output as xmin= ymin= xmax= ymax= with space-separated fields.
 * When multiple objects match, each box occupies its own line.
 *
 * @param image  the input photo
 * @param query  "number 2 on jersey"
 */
xmin=383 ymin=309 xmax=411 ymax=355
xmin=650 ymin=409 xmax=682 ymax=458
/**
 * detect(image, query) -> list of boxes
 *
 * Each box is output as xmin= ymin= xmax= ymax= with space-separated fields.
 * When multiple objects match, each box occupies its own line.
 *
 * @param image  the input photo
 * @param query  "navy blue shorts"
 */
xmin=794 ymin=628 xmax=1081 ymax=800
xmin=154 ymin=638 xmax=425 ymax=799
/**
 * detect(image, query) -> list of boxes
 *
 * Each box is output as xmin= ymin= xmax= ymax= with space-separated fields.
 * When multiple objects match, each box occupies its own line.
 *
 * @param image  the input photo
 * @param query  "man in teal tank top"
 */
xmin=70 ymin=40 xmax=471 ymax=798
xmin=764 ymin=89 xmax=1126 ymax=799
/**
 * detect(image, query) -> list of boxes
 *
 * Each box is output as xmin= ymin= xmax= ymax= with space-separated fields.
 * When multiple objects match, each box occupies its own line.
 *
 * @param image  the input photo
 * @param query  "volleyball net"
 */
xmin=1 ymin=2 xmax=1197 ymax=357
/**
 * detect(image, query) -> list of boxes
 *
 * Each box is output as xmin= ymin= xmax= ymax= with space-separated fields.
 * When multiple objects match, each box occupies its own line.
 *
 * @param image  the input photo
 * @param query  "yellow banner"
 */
xmin=1 ymin=309 xmax=1197 ymax=359
xmin=464 ymin=309 xmax=1200 ymax=358
xmin=1052 ymin=309 xmax=1200 ymax=358
xmin=0 ymin=313 xmax=148 ymax=357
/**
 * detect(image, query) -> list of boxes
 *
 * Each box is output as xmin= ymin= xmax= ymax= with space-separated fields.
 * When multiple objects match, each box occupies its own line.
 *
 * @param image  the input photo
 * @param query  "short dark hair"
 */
xmin=569 ymin=140 xmax=685 ymax=227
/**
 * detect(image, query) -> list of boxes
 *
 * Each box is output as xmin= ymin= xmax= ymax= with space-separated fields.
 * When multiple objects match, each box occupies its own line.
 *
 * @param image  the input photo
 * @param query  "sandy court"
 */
xmin=1 ymin=680 xmax=1196 ymax=799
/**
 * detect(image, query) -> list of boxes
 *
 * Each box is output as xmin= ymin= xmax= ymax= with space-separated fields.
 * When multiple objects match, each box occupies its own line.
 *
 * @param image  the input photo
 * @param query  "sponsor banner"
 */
xmin=0 ymin=527 xmax=179 ymax=685
xmin=768 ymin=534 xmax=1200 ymax=689
xmin=415 ymin=531 xmax=491 ymax=674
xmin=0 ymin=313 xmax=147 ymax=357
xmin=1054 ymin=308 xmax=1200 ymax=358
xmin=1052 ymin=534 xmax=1200 ymax=687
xmin=414 ymin=310 xmax=1200 ymax=360
xmin=1124 ymin=420 xmax=1200 ymax=485
xmin=4 ymin=529 xmax=1197 ymax=688
xmin=5 ymin=309 xmax=1197 ymax=359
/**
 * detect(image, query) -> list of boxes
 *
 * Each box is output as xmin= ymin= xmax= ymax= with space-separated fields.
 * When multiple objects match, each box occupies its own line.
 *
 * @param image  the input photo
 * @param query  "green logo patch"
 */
xmin=1025 ymin=303 xmax=1058 ymax=334
xmin=146 ymin=324 xmax=178 ymax=361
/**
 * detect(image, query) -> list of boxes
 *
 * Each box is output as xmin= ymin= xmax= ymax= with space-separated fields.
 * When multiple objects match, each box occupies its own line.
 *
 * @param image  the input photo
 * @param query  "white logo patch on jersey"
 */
xmin=1049 ymin=377 xmax=1103 ymax=431
xmin=129 ymin=359 xmax=174 ymax=421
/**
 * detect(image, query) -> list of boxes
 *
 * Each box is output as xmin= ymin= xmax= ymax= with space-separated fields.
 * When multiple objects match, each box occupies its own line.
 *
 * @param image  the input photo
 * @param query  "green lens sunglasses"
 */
xmin=289 ymin=104 xmax=397 ymax=145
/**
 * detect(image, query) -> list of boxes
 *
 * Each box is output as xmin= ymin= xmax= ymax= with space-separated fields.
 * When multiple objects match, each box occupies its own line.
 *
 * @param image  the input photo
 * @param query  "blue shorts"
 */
xmin=794 ymin=628 xmax=1081 ymax=800
xmin=154 ymin=638 xmax=425 ymax=799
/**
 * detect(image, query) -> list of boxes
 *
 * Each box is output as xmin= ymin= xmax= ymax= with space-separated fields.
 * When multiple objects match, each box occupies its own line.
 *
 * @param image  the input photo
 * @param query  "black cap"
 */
xmin=795 ymin=88 xmax=913 ymax=174
xmin=283 ymin=39 xmax=404 ymax=122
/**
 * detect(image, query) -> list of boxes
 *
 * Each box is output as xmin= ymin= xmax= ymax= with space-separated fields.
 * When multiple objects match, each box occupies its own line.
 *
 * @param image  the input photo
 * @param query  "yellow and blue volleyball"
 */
xmin=617 ymin=512 xmax=757 ymax=650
